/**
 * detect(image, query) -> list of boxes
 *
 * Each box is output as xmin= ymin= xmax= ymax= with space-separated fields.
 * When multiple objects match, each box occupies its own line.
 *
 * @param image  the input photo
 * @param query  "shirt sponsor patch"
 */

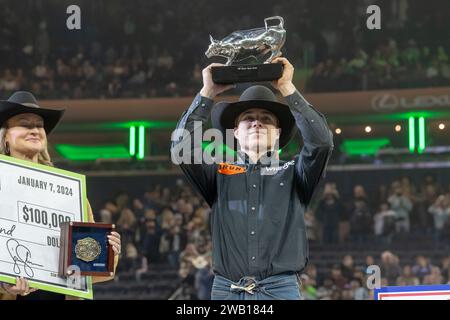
xmin=218 ymin=163 xmax=247 ymax=175
xmin=261 ymin=160 xmax=295 ymax=174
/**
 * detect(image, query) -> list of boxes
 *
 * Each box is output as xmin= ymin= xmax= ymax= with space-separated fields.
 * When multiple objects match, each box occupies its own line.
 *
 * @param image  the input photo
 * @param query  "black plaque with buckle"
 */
xmin=59 ymin=222 xmax=115 ymax=277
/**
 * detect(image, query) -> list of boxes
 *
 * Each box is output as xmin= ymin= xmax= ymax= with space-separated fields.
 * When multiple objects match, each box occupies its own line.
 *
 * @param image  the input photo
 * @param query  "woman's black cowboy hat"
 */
xmin=211 ymin=85 xmax=296 ymax=149
xmin=0 ymin=91 xmax=65 ymax=134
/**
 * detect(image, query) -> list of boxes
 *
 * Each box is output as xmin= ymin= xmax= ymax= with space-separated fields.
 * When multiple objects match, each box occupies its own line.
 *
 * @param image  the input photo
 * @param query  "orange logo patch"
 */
xmin=217 ymin=163 xmax=246 ymax=175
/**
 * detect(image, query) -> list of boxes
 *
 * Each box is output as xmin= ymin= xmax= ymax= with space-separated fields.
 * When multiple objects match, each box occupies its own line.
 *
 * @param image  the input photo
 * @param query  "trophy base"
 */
xmin=211 ymin=63 xmax=283 ymax=84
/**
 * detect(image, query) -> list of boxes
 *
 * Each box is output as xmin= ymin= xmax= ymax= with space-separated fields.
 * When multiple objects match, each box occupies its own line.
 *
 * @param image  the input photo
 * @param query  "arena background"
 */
xmin=1 ymin=0 xmax=450 ymax=300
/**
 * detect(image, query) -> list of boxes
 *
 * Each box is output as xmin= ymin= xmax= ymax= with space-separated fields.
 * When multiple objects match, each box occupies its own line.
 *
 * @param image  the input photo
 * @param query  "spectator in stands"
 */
xmin=102 ymin=201 xmax=120 ymax=222
xmin=340 ymin=255 xmax=355 ymax=281
xmin=412 ymin=255 xmax=433 ymax=282
xmin=132 ymin=198 xmax=145 ymax=220
xmin=177 ymin=257 xmax=198 ymax=300
xmin=316 ymin=183 xmax=343 ymax=244
xmin=347 ymin=185 xmax=371 ymax=243
xmin=351 ymin=278 xmax=370 ymax=300
xmin=337 ymin=192 xmax=352 ymax=244
xmin=136 ymin=208 xmax=157 ymax=243
xmin=119 ymin=243 xmax=144 ymax=274
xmin=159 ymin=225 xmax=187 ymax=268
xmin=441 ymin=256 xmax=450 ymax=282
xmin=172 ymin=213 xmax=184 ymax=228
xmin=194 ymin=255 xmax=214 ymax=300
xmin=0 ymin=69 xmax=20 ymax=93
xmin=330 ymin=264 xmax=347 ymax=289
xmin=143 ymin=189 xmax=163 ymax=211
xmin=402 ymin=39 xmax=421 ymax=67
xmin=396 ymin=265 xmax=420 ymax=286
xmin=350 ymin=195 xmax=372 ymax=245
xmin=364 ymin=255 xmax=376 ymax=271
xmin=316 ymin=278 xmax=335 ymax=300
xmin=179 ymin=243 xmax=199 ymax=267
xmin=388 ymin=181 xmax=413 ymax=233
xmin=99 ymin=208 xmax=113 ymax=224
xmin=178 ymin=245 xmax=206 ymax=300
xmin=160 ymin=208 xmax=175 ymax=231
xmin=428 ymin=195 xmax=450 ymax=244
xmin=115 ymin=192 xmax=130 ymax=212
xmin=179 ymin=201 xmax=195 ymax=225
xmin=400 ymin=176 xmax=416 ymax=200
xmin=351 ymin=266 xmax=366 ymax=286
xmin=374 ymin=202 xmax=397 ymax=245
xmin=375 ymin=184 xmax=389 ymax=207
xmin=380 ymin=251 xmax=401 ymax=285
xmin=330 ymin=289 xmax=342 ymax=300
xmin=415 ymin=175 xmax=440 ymax=234
xmin=142 ymin=219 xmax=161 ymax=264
xmin=423 ymin=266 xmax=444 ymax=285
xmin=116 ymin=207 xmax=137 ymax=249
xmin=442 ymin=258 xmax=450 ymax=284
xmin=185 ymin=217 xmax=207 ymax=248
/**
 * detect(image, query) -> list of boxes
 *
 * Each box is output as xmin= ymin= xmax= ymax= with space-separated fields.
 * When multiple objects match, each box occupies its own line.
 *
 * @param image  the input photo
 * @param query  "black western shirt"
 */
xmin=171 ymin=90 xmax=334 ymax=282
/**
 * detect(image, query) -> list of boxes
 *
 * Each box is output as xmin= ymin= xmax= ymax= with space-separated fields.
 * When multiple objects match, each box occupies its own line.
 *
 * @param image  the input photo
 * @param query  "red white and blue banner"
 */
xmin=375 ymin=285 xmax=450 ymax=300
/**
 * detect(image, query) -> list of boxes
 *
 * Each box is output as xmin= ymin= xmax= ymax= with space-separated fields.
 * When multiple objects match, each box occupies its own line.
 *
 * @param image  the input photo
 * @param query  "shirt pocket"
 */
xmin=264 ymin=204 xmax=282 ymax=225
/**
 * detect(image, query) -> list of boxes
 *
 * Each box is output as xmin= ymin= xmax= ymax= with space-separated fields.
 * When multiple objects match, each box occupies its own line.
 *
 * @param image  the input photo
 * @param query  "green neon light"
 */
xmin=409 ymin=117 xmax=415 ymax=153
xmin=202 ymin=141 xmax=215 ymax=155
xmin=340 ymin=138 xmax=390 ymax=156
xmin=117 ymin=121 xmax=176 ymax=130
xmin=129 ymin=126 xmax=136 ymax=156
xmin=56 ymin=145 xmax=131 ymax=161
xmin=418 ymin=117 xmax=425 ymax=154
xmin=138 ymin=126 xmax=145 ymax=160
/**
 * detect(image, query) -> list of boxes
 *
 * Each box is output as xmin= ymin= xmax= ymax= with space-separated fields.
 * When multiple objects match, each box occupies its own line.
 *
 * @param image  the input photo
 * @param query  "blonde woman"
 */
xmin=160 ymin=208 xmax=175 ymax=231
xmin=0 ymin=91 xmax=121 ymax=300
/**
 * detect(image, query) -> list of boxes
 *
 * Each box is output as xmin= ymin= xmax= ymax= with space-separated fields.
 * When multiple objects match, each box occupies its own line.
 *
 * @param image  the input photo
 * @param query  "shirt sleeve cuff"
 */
xmin=183 ymin=93 xmax=215 ymax=119
xmin=191 ymin=93 xmax=214 ymax=109
xmin=284 ymin=90 xmax=310 ymax=110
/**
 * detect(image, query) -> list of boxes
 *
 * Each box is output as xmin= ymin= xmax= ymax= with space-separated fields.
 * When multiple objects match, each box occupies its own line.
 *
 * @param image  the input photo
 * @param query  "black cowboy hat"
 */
xmin=0 ymin=91 xmax=65 ymax=134
xmin=211 ymin=85 xmax=296 ymax=149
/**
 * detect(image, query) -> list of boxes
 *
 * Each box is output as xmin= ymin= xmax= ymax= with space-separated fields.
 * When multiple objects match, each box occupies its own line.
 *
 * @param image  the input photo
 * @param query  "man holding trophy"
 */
xmin=171 ymin=17 xmax=333 ymax=300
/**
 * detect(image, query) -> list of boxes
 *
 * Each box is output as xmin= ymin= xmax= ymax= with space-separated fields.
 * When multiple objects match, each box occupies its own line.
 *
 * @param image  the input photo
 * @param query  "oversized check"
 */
xmin=0 ymin=154 xmax=93 ymax=299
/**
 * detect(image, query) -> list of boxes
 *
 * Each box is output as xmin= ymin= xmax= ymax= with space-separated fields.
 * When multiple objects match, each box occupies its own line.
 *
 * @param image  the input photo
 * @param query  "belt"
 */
xmin=230 ymin=277 xmax=258 ymax=294
xmin=230 ymin=283 xmax=257 ymax=294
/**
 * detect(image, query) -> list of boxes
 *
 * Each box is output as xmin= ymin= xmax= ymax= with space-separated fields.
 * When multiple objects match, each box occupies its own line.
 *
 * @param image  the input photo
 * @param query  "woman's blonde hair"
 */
xmin=161 ymin=208 xmax=174 ymax=230
xmin=0 ymin=124 xmax=53 ymax=166
xmin=117 ymin=208 xmax=137 ymax=227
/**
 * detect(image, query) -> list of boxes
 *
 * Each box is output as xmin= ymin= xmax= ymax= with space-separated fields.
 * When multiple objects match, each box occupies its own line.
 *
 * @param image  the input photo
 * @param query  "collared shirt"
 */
xmin=171 ymin=90 xmax=333 ymax=282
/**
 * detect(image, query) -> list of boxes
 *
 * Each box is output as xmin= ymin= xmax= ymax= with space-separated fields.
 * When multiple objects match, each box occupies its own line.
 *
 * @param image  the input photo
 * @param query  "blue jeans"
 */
xmin=211 ymin=273 xmax=302 ymax=300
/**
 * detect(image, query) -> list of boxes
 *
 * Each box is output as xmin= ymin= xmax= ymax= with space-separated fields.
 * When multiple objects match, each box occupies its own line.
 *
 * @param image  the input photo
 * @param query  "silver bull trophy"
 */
xmin=205 ymin=16 xmax=286 ymax=84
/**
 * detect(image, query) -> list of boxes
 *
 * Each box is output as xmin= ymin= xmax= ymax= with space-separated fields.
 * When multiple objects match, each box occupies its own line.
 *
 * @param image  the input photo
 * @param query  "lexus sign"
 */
xmin=371 ymin=93 xmax=450 ymax=112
